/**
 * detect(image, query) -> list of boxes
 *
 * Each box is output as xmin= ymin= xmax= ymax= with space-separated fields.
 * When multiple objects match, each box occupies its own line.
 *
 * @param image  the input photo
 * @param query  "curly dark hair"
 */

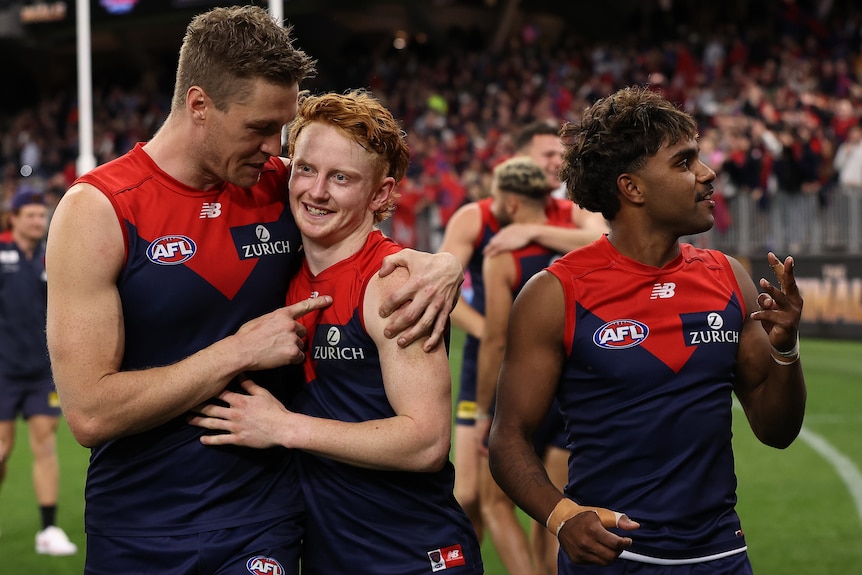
xmin=174 ymin=5 xmax=317 ymax=112
xmin=287 ymin=89 xmax=409 ymax=222
xmin=560 ymin=86 xmax=698 ymax=221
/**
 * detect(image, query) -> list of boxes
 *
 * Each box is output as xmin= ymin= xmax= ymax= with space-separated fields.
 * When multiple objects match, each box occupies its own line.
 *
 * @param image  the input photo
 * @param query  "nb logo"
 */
xmin=650 ymin=282 xmax=676 ymax=299
xmin=199 ymin=202 xmax=222 ymax=218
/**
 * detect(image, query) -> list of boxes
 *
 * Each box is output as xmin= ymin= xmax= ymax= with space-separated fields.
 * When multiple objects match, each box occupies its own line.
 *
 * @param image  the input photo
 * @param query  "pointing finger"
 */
xmin=286 ymin=295 xmax=332 ymax=319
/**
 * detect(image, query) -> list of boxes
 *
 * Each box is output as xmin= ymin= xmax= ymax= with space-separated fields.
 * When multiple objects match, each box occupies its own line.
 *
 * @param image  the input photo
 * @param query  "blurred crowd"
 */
xmin=2 ymin=1 xmax=862 ymax=254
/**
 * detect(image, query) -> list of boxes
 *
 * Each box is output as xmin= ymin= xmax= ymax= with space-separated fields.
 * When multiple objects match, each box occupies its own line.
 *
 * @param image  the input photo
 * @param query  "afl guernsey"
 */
xmin=546 ymin=236 xmax=748 ymax=565
xmin=75 ymin=143 xmax=304 ymax=536
xmin=457 ymin=197 xmax=574 ymax=423
xmin=289 ymin=230 xmax=483 ymax=575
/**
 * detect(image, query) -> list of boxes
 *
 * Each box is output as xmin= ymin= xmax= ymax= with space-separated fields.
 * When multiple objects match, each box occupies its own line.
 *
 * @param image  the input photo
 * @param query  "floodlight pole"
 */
xmin=76 ymin=0 xmax=96 ymax=176
xmin=269 ymin=0 xmax=283 ymax=24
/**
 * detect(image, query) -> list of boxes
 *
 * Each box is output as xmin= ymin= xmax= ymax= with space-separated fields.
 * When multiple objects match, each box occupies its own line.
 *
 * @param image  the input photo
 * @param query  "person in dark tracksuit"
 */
xmin=0 ymin=189 xmax=77 ymax=556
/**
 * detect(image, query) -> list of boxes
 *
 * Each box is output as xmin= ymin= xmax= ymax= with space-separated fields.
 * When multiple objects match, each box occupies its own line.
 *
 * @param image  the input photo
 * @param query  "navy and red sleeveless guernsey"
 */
xmin=289 ymin=230 xmax=483 ymax=575
xmin=75 ymin=143 xmax=304 ymax=537
xmin=546 ymin=236 xmax=749 ymax=568
xmin=456 ymin=197 xmax=574 ymax=425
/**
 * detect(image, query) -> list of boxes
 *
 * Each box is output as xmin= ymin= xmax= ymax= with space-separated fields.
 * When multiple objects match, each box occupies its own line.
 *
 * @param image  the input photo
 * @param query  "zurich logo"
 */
xmin=256 ymin=225 xmax=271 ymax=242
xmin=146 ymin=235 xmax=196 ymax=265
xmin=593 ymin=319 xmax=649 ymax=349
xmin=246 ymin=555 xmax=284 ymax=575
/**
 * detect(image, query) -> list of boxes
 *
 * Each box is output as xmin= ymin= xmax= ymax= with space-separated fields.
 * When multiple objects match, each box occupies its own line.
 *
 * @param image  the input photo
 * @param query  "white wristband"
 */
xmin=772 ymin=354 xmax=800 ymax=366
xmin=771 ymin=335 xmax=800 ymax=365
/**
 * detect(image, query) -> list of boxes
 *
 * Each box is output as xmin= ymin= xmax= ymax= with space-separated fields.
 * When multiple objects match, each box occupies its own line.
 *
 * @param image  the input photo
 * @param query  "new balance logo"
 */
xmin=199 ymin=202 xmax=222 ymax=218
xmin=650 ymin=282 xmax=676 ymax=299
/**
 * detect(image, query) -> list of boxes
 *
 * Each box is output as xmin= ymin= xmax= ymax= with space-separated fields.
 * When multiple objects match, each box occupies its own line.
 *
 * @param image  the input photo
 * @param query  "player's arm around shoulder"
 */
xmin=365 ymin=264 xmax=453 ymax=472
xmin=571 ymin=205 xmax=608 ymax=234
xmin=728 ymin=254 xmax=806 ymax=449
xmin=537 ymin=204 xmax=608 ymax=254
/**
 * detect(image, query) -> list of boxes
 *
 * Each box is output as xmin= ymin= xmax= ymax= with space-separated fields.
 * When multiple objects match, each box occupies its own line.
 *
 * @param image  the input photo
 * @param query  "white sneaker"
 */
xmin=35 ymin=526 xmax=78 ymax=556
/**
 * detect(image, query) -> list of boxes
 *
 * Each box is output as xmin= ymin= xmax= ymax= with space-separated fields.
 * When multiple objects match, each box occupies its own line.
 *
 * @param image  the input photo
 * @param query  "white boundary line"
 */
xmin=734 ymin=402 xmax=862 ymax=527
xmin=797 ymin=426 xmax=862 ymax=527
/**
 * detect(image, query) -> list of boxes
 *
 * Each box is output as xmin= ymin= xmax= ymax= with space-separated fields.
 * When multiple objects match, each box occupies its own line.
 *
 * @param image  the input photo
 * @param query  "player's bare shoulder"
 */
xmin=364 ymin=264 xmax=411 ymax=343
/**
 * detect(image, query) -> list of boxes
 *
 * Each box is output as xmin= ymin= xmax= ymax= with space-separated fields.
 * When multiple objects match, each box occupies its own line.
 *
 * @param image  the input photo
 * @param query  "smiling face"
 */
xmin=523 ymin=133 xmax=563 ymax=188
xmin=627 ymin=137 xmax=717 ymax=237
xmin=288 ymin=122 xmax=394 ymax=264
xmin=197 ymin=79 xmax=299 ymax=189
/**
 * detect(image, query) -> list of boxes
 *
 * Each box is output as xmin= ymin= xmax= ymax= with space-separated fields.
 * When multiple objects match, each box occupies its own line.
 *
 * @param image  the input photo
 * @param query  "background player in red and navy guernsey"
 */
xmin=438 ymin=121 xmax=607 ymax=542
xmin=45 ymin=7 xmax=463 ymax=575
xmin=489 ymin=86 xmax=806 ymax=574
xmin=190 ymin=89 xmax=482 ymax=574
xmin=474 ymin=156 xmax=572 ymax=575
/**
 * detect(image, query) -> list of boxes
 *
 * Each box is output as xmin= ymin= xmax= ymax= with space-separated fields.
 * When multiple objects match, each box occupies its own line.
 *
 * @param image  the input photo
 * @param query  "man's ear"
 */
xmin=617 ymin=173 xmax=645 ymax=206
xmin=370 ymin=177 xmax=397 ymax=212
xmin=505 ymin=192 xmax=521 ymax=216
xmin=188 ymin=86 xmax=208 ymax=124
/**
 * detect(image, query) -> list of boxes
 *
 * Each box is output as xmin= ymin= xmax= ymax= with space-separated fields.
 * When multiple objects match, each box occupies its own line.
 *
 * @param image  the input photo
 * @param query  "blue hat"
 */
xmin=11 ymin=187 xmax=46 ymax=212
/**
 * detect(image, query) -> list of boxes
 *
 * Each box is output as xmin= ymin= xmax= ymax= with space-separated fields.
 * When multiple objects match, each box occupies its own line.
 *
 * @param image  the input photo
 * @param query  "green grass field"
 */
xmin=1 ymin=334 xmax=860 ymax=573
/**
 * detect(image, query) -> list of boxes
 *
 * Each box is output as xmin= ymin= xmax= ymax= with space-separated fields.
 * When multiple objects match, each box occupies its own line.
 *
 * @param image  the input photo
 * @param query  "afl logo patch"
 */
xmin=246 ymin=555 xmax=284 ymax=575
xmin=146 ymin=235 xmax=196 ymax=265
xmin=593 ymin=319 xmax=649 ymax=349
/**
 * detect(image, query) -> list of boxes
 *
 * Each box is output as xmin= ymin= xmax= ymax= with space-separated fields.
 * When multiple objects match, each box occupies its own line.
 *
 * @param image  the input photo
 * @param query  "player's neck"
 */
xmin=607 ymin=227 xmax=680 ymax=269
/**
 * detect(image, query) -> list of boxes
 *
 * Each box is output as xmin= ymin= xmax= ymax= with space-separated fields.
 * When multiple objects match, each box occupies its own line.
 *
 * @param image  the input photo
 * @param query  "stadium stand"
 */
xmin=1 ymin=0 xmax=861 ymax=257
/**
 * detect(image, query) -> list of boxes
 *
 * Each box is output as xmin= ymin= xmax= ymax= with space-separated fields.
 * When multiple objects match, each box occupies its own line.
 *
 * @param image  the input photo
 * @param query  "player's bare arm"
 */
xmin=193 ymin=267 xmax=453 ymax=471
xmin=474 ymin=251 xmax=515 ymax=452
xmin=437 ymin=202 xmax=485 ymax=338
xmin=47 ymin=183 xmax=331 ymax=447
xmin=488 ymin=271 xmax=636 ymax=565
xmin=731 ymin=253 xmax=807 ymax=449
xmin=483 ymin=206 xmax=607 ymax=258
xmin=377 ymin=249 xmax=463 ymax=352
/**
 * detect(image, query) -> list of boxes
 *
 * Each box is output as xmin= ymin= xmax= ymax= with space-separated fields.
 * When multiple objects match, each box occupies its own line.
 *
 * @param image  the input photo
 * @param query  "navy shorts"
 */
xmin=85 ymin=515 xmax=304 ymax=575
xmin=0 ymin=374 xmax=61 ymax=420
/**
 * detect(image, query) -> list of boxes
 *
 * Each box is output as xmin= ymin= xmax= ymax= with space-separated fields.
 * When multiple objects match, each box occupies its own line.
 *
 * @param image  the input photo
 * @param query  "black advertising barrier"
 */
xmin=738 ymin=253 xmax=862 ymax=340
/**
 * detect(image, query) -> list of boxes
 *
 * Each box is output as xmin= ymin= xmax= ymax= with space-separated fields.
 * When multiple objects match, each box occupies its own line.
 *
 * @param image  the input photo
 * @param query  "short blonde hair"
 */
xmin=493 ymin=156 xmax=554 ymax=201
